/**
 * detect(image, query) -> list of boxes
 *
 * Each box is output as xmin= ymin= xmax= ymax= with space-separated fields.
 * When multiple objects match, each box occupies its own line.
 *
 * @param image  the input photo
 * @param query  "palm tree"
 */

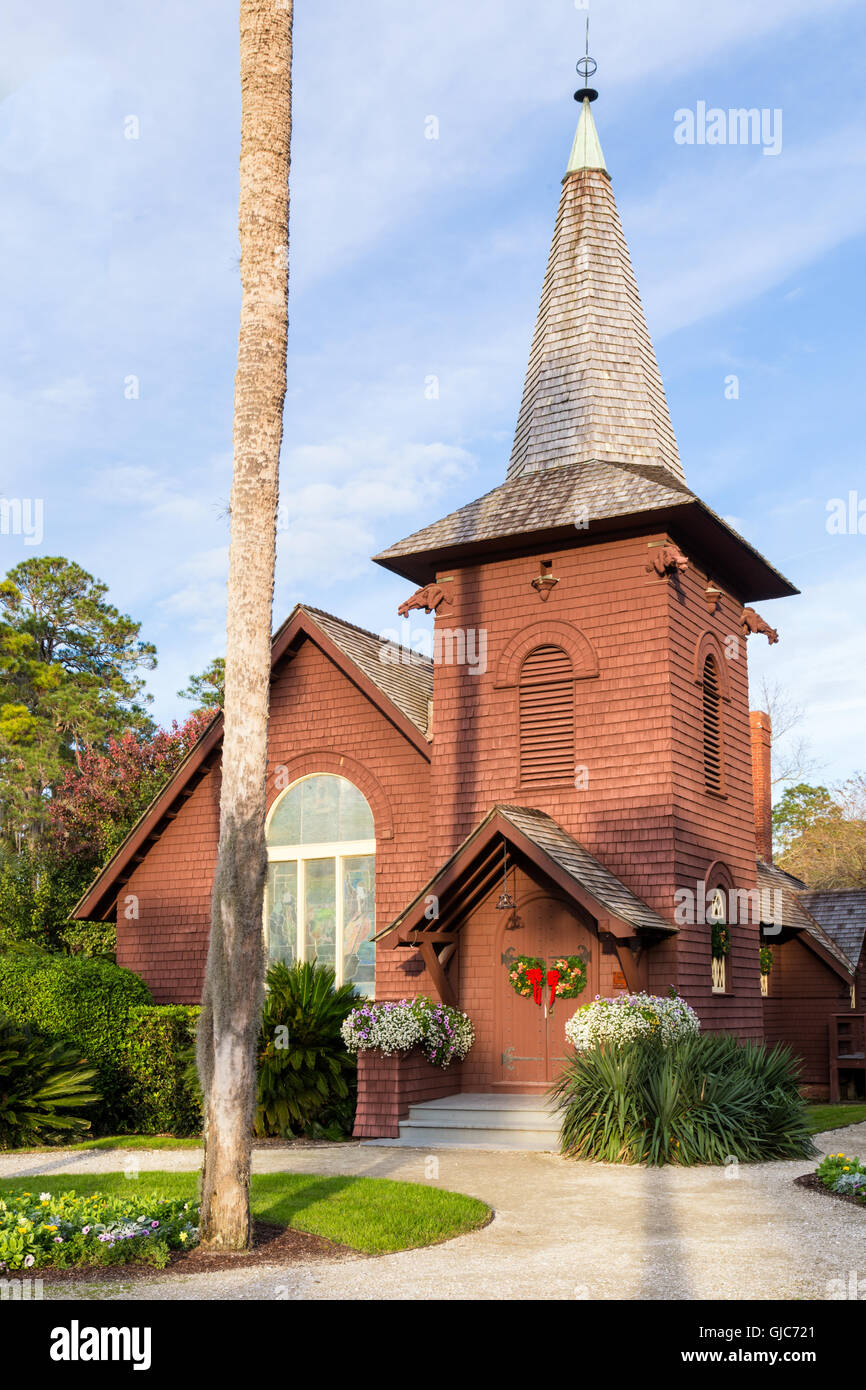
xmin=196 ymin=0 xmax=293 ymax=1250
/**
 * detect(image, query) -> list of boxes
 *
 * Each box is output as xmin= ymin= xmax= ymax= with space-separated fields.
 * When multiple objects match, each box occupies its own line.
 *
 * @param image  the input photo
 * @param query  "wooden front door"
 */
xmin=496 ymin=893 xmax=595 ymax=1087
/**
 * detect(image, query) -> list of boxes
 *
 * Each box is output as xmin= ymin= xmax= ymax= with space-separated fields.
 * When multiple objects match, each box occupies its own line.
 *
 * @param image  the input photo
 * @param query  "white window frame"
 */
xmin=711 ymin=955 xmax=726 ymax=994
xmin=265 ymin=843 xmax=377 ymax=985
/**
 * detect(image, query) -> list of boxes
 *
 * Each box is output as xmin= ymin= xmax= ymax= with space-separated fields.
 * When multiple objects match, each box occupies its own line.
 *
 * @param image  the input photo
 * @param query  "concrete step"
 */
xmin=364 ymin=1092 xmax=563 ymax=1151
xmin=405 ymin=1104 xmax=559 ymax=1130
xmin=369 ymin=1124 xmax=560 ymax=1151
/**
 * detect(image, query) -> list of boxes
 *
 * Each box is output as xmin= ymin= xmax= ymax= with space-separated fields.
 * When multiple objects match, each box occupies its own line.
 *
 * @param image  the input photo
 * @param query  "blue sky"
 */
xmin=2 ymin=0 xmax=864 ymax=789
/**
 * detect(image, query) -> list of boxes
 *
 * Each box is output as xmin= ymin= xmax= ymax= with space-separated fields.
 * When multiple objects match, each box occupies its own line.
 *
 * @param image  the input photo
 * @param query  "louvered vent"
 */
xmin=519 ymin=645 xmax=574 ymax=787
xmin=702 ymin=655 xmax=722 ymax=793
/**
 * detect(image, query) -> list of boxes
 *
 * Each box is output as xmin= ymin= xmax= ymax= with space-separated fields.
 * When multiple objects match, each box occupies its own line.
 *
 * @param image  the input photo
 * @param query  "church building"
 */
xmin=74 ymin=85 xmax=865 ymax=1135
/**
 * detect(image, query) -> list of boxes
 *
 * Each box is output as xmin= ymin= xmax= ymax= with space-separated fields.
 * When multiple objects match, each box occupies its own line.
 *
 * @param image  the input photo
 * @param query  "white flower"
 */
xmin=564 ymin=992 xmax=700 ymax=1052
xmin=39 ymin=1192 xmax=51 ymax=1202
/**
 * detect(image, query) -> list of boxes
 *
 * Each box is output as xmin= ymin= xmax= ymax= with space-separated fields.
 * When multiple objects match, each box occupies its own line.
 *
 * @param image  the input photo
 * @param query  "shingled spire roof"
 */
xmin=507 ymin=98 xmax=684 ymax=485
xmin=374 ymin=86 xmax=797 ymax=603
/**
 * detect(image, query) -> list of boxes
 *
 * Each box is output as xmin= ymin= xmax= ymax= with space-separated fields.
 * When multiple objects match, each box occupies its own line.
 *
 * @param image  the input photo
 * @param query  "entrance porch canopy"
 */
xmin=373 ymin=804 xmax=676 ymax=1003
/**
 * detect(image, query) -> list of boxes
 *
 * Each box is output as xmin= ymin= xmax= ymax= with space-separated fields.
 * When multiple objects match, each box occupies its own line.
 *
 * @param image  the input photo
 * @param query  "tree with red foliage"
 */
xmin=49 ymin=709 xmax=216 ymax=866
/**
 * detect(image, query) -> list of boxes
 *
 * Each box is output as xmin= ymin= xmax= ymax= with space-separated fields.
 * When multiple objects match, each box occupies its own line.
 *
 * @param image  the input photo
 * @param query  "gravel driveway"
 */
xmin=3 ymin=1124 xmax=864 ymax=1301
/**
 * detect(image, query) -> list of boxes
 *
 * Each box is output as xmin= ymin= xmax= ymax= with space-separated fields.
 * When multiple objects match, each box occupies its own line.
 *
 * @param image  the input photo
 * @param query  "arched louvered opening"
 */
xmin=518 ymin=645 xmax=575 ymax=787
xmin=702 ymin=655 xmax=723 ymax=794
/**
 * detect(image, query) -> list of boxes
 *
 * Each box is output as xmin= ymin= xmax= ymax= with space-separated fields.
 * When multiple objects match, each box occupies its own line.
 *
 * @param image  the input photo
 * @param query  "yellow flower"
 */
xmin=179 ymin=1232 xmax=188 ymax=1242
xmin=44 ymin=1224 xmax=58 ymax=1232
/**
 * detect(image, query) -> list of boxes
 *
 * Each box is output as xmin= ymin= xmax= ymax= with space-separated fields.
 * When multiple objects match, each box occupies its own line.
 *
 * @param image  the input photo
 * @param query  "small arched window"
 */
xmin=265 ymin=775 xmax=376 ymax=996
xmin=518 ymin=645 xmax=575 ymax=787
xmin=702 ymin=655 xmax=723 ymax=794
xmin=708 ymin=885 xmax=728 ymax=993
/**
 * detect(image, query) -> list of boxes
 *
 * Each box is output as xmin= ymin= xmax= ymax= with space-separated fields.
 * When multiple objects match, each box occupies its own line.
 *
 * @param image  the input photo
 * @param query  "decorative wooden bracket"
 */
xmin=613 ymin=938 xmax=644 ymax=992
xmin=419 ymin=940 xmax=457 ymax=1006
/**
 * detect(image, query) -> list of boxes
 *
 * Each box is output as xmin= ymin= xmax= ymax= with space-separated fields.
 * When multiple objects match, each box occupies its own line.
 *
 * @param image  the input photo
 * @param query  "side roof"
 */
xmin=758 ymin=860 xmax=855 ymax=977
xmin=799 ymin=890 xmax=866 ymax=970
xmin=72 ymin=605 xmax=432 ymax=922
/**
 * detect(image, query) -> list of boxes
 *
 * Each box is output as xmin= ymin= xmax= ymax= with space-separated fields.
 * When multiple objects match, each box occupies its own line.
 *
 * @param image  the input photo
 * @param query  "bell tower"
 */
xmin=374 ymin=47 xmax=796 ymax=1029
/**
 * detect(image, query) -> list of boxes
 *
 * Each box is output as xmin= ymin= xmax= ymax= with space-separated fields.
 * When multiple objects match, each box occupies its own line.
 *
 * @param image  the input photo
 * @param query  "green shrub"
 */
xmin=121 ymin=1006 xmax=202 ymax=1136
xmin=551 ymin=1032 xmax=815 ymax=1165
xmin=254 ymin=960 xmax=359 ymax=1140
xmin=0 ymin=949 xmax=150 ymax=1129
xmin=57 ymin=921 xmax=117 ymax=961
xmin=0 ymin=847 xmax=92 ymax=952
xmin=0 ymin=1016 xmax=100 ymax=1149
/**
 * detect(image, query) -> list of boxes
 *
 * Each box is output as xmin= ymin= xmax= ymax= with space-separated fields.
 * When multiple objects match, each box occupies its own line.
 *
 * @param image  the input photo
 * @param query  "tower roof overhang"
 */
xmin=374 ymin=460 xmax=797 ymax=602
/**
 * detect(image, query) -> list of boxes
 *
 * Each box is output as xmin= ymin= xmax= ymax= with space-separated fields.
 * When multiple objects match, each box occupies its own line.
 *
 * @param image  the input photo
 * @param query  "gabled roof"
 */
xmin=757 ymin=860 xmax=855 ymax=978
xmin=800 ymin=891 xmax=866 ymax=971
xmin=73 ymin=605 xmax=432 ymax=922
xmin=285 ymin=606 xmax=432 ymax=738
xmin=374 ymin=803 xmax=676 ymax=944
xmin=497 ymin=805 xmax=675 ymax=934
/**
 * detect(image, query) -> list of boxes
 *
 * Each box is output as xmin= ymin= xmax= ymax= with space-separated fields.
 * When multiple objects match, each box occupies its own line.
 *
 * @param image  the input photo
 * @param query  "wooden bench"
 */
xmin=829 ymin=1014 xmax=866 ymax=1102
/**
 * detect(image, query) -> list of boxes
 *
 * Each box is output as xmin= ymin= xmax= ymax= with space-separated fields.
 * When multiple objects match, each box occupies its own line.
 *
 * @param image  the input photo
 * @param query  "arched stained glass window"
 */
xmin=265 ymin=775 xmax=376 ymax=997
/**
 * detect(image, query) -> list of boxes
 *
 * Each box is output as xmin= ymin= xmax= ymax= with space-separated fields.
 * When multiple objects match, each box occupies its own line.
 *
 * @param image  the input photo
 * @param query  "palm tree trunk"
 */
xmin=197 ymin=0 xmax=293 ymax=1251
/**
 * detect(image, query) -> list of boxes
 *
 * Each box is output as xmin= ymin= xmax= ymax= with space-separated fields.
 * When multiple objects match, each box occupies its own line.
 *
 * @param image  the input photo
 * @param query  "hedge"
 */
xmin=0 ymin=949 xmax=151 ymax=1130
xmin=121 ymin=1005 xmax=202 ymax=1136
xmin=57 ymin=921 xmax=117 ymax=960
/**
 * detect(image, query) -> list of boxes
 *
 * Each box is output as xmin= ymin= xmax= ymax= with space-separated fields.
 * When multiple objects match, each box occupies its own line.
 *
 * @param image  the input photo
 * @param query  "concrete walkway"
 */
xmin=3 ymin=1124 xmax=864 ymax=1301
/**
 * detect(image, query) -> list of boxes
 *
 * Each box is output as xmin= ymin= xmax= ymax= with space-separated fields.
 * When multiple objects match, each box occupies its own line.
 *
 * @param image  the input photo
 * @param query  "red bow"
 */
xmin=525 ymin=967 xmax=544 ymax=1005
xmin=547 ymin=968 xmax=561 ymax=1009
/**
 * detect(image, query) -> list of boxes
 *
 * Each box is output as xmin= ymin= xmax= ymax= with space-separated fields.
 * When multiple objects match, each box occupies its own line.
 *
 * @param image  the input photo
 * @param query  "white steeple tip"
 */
xmin=566 ymin=97 xmax=607 ymax=174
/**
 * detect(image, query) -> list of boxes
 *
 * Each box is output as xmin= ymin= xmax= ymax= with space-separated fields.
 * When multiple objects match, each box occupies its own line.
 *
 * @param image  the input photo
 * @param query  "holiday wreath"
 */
xmin=508 ymin=955 xmax=546 ymax=1000
xmin=549 ymin=955 xmax=588 ymax=1000
xmin=507 ymin=953 xmax=587 ymax=1005
xmin=711 ymin=920 xmax=730 ymax=958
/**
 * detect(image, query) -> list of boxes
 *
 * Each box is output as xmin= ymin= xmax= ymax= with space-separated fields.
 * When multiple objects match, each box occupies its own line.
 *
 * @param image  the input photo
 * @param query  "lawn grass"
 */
xmin=806 ymin=1103 xmax=866 ymax=1136
xmin=12 ymin=1135 xmax=203 ymax=1154
xmin=0 ymin=1171 xmax=491 ymax=1255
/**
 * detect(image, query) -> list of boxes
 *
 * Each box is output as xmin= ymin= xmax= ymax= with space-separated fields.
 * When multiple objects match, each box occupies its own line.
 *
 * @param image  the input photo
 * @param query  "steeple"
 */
xmin=507 ymin=61 xmax=685 ymax=485
xmin=374 ymin=48 xmax=796 ymax=606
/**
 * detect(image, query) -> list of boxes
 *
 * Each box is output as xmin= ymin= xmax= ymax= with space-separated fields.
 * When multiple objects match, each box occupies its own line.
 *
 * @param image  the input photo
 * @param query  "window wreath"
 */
xmin=711 ymin=921 xmax=730 ymax=959
xmin=759 ymin=945 xmax=774 ymax=975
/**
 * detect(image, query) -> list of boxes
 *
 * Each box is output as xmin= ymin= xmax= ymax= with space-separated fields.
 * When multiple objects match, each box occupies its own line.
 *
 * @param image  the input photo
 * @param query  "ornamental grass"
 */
xmin=551 ymin=1032 xmax=815 ymax=1166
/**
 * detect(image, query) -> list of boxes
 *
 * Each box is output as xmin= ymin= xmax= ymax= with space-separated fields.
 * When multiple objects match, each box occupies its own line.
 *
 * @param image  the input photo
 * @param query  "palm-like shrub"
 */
xmin=551 ymin=1032 xmax=814 ymax=1165
xmin=0 ymin=1017 xmax=100 ymax=1149
xmin=254 ymin=960 xmax=359 ymax=1140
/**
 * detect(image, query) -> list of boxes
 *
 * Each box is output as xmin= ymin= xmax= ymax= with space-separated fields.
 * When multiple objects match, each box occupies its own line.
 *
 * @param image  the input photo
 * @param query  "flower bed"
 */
xmin=814 ymin=1152 xmax=866 ymax=1205
xmin=564 ymin=991 xmax=700 ymax=1052
xmin=0 ymin=1188 xmax=199 ymax=1270
xmin=341 ymin=997 xmax=473 ymax=1069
